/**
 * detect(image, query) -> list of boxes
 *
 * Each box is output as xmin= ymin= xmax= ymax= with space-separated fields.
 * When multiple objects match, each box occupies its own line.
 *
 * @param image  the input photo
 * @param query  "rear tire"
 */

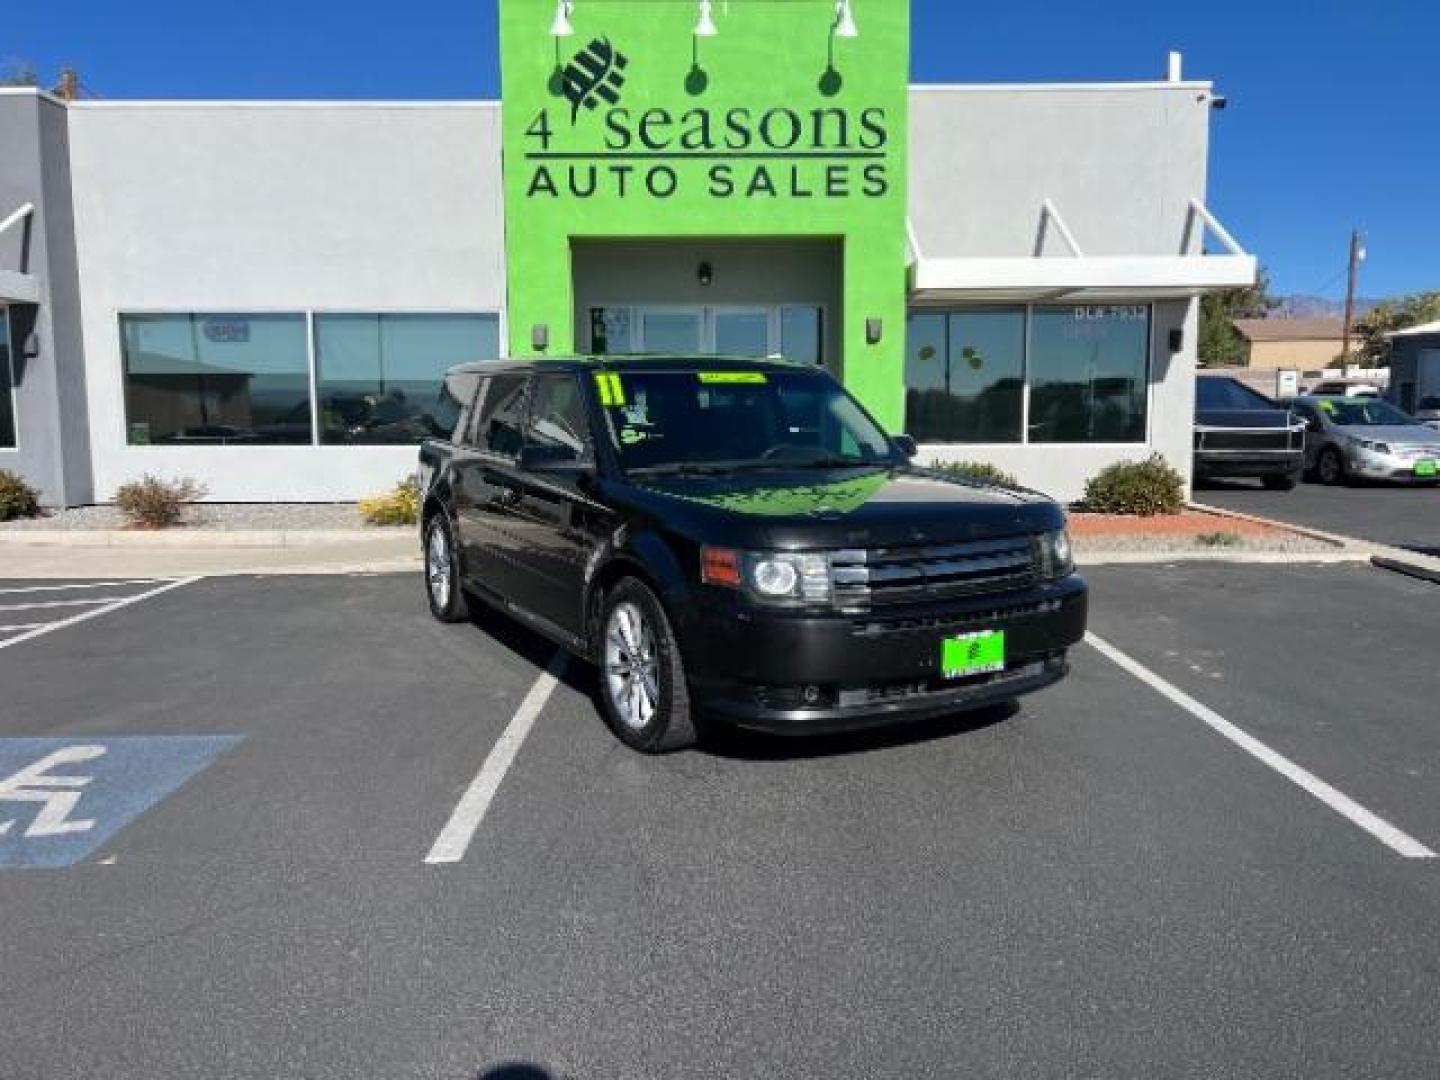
xmin=424 ymin=515 xmax=470 ymax=624
xmin=1263 ymin=474 xmax=1297 ymax=491
xmin=597 ymin=578 xmax=697 ymax=753
xmin=1316 ymin=446 xmax=1346 ymax=486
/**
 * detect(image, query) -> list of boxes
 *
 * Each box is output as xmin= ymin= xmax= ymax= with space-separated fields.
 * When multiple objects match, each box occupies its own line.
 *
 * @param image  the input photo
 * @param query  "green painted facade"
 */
xmin=498 ymin=0 xmax=911 ymax=427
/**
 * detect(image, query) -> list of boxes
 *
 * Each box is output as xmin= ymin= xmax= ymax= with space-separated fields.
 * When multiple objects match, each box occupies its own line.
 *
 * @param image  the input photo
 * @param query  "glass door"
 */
xmin=638 ymin=308 xmax=703 ymax=354
xmin=586 ymin=304 xmax=826 ymax=365
xmin=712 ymin=308 xmax=772 ymax=357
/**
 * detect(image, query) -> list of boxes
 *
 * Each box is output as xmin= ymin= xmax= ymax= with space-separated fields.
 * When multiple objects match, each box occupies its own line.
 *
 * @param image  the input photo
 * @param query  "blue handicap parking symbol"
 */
xmin=0 ymin=736 xmax=241 ymax=869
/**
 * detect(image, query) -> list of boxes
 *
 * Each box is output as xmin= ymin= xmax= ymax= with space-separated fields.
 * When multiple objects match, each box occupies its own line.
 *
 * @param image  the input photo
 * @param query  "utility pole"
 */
xmin=1340 ymin=229 xmax=1364 ymax=371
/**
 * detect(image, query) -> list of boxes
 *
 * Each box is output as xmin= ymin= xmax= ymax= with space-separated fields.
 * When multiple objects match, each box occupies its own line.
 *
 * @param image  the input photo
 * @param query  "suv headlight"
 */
xmin=1035 ymin=529 xmax=1074 ymax=581
xmin=702 ymin=547 xmax=831 ymax=604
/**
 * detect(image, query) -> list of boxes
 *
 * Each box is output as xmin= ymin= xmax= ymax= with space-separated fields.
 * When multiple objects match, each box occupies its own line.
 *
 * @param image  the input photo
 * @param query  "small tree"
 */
xmin=1198 ymin=266 xmax=1279 ymax=368
xmin=1352 ymin=291 xmax=1440 ymax=368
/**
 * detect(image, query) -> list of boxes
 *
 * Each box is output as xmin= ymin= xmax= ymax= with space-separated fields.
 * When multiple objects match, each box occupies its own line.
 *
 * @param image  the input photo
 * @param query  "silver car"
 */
xmin=1291 ymin=396 xmax=1440 ymax=485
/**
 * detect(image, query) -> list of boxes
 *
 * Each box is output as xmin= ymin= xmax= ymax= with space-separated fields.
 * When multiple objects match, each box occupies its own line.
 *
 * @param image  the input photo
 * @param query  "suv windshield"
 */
xmin=1316 ymin=399 xmax=1415 ymax=427
xmin=594 ymin=367 xmax=896 ymax=473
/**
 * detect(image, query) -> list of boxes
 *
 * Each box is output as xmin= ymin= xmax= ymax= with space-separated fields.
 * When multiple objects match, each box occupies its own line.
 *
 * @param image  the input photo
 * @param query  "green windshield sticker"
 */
xmin=1318 ymin=399 xmax=1336 ymax=413
xmin=593 ymin=372 xmax=627 ymax=407
xmin=698 ymin=372 xmax=768 ymax=385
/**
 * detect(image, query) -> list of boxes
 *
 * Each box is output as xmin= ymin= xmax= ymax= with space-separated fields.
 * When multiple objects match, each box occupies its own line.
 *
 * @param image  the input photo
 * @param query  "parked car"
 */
xmin=418 ymin=357 xmax=1087 ymax=752
xmin=1290 ymin=396 xmax=1440 ymax=485
xmin=1307 ymin=380 xmax=1382 ymax=399
xmin=1193 ymin=375 xmax=1306 ymax=490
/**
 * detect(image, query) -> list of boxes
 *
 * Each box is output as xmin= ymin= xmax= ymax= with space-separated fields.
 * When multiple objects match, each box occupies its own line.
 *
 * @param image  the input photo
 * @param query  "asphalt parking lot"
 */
xmin=2 ymin=564 xmax=1438 ymax=1078
xmin=1199 ymin=477 xmax=1440 ymax=555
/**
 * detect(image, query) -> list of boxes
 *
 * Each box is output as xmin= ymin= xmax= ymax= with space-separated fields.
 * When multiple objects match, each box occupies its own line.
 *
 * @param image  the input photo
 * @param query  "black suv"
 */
xmin=418 ymin=357 xmax=1087 ymax=752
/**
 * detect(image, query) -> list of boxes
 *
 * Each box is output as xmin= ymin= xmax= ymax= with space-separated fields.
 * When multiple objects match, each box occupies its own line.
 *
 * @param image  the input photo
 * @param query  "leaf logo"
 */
xmin=561 ymin=38 xmax=629 ymax=124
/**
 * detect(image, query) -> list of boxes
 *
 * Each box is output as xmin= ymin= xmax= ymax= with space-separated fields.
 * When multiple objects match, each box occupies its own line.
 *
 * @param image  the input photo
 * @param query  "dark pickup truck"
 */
xmin=1193 ymin=374 xmax=1307 ymax=489
xmin=418 ymin=356 xmax=1087 ymax=753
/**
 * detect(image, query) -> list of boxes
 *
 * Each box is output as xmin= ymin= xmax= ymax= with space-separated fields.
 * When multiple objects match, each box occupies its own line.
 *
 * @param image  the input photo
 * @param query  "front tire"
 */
xmin=598 ymin=578 xmax=697 ymax=753
xmin=1316 ymin=446 xmax=1346 ymax=486
xmin=424 ymin=515 xmax=470 ymax=623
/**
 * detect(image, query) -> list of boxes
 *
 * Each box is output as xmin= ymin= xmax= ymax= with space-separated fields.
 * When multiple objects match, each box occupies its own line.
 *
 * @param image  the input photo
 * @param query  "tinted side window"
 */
xmin=474 ymin=374 xmax=528 ymax=458
xmin=434 ymin=371 xmax=480 ymax=442
xmin=525 ymin=374 xmax=595 ymax=464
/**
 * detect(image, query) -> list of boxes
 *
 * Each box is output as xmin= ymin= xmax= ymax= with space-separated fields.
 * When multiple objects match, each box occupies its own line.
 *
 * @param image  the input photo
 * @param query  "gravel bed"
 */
xmin=1072 ymin=532 xmax=1339 ymax=555
xmin=1 ymin=503 xmax=382 ymax=532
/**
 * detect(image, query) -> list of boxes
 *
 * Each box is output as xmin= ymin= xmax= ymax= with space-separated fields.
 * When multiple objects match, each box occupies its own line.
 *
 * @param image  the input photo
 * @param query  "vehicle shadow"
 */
xmin=464 ymin=597 xmax=595 ymax=700
xmin=461 ymin=592 xmax=1018 ymax=762
xmin=700 ymin=700 xmax=1018 ymax=762
xmin=475 ymin=1065 xmax=568 ymax=1080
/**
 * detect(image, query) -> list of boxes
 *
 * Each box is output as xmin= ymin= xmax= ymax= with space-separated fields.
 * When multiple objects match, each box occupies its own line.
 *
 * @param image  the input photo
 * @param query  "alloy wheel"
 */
xmin=604 ymin=601 xmax=660 ymax=731
xmin=427 ymin=524 xmax=452 ymax=611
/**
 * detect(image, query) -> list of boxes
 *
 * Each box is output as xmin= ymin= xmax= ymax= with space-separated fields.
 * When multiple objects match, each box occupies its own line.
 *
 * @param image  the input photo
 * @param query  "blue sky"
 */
xmin=7 ymin=0 xmax=1437 ymax=298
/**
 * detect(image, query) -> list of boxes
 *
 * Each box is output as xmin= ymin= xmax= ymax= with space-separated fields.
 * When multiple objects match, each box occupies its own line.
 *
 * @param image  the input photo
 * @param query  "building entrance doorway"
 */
xmin=585 ymin=304 xmax=824 ymax=365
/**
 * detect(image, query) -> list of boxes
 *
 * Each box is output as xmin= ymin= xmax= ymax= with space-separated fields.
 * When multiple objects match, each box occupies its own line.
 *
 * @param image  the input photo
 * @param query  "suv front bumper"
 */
xmin=682 ymin=576 xmax=1087 ymax=734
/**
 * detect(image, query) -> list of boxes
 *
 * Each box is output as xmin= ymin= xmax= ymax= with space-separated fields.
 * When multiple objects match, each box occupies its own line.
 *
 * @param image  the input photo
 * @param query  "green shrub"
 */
xmin=114 ymin=475 xmax=206 ymax=528
xmin=1078 ymin=455 xmax=1186 ymax=516
xmin=929 ymin=460 xmax=1021 ymax=489
xmin=1196 ymin=531 xmax=1243 ymax=548
xmin=0 ymin=469 xmax=41 ymax=521
xmin=359 ymin=477 xmax=420 ymax=526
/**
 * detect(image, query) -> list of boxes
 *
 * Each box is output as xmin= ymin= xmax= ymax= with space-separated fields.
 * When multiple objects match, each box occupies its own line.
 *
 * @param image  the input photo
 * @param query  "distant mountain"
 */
xmin=1275 ymin=295 xmax=1382 ymax=319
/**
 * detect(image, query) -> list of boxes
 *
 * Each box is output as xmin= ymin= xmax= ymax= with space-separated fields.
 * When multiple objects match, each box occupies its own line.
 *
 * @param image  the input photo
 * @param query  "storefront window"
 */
xmin=905 ymin=304 xmax=1151 ymax=445
xmin=121 ymin=314 xmax=312 ymax=445
xmin=904 ymin=308 xmax=1024 ymax=443
xmin=315 ymin=314 xmax=500 ymax=444
xmin=1 ymin=308 xmax=16 ymax=449
xmin=1028 ymin=305 xmax=1150 ymax=443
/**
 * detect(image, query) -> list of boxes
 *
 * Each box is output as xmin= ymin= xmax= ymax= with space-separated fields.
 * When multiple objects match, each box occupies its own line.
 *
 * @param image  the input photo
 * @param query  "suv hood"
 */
xmin=622 ymin=466 xmax=1065 ymax=548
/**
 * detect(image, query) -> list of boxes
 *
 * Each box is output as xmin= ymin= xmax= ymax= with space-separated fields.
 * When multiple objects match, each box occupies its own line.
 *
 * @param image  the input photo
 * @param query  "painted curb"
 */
xmin=1370 ymin=561 xmax=1440 ymax=587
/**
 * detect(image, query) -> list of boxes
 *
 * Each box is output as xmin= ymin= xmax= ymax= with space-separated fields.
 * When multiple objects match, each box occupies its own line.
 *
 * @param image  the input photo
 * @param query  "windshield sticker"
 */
xmin=618 ymin=427 xmax=655 ymax=446
xmin=698 ymin=372 xmax=768 ymax=385
xmin=1318 ymin=399 xmax=1336 ymax=413
xmin=593 ymin=372 xmax=628 ymax=407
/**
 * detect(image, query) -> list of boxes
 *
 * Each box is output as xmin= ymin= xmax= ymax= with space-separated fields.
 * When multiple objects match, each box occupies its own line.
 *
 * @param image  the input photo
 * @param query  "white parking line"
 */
xmin=0 ymin=624 xmax=46 ymax=634
xmin=0 ymin=598 xmax=131 ymax=613
xmin=0 ymin=580 xmax=163 ymax=595
xmin=1086 ymin=632 xmax=1437 ymax=860
xmin=425 ymin=652 xmax=569 ymax=866
xmin=0 ymin=578 xmax=199 ymax=652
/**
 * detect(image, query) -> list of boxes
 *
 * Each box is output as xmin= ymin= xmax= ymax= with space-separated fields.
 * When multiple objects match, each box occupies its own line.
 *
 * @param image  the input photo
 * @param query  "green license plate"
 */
xmin=1414 ymin=460 xmax=1437 ymax=477
xmin=941 ymin=630 xmax=1006 ymax=679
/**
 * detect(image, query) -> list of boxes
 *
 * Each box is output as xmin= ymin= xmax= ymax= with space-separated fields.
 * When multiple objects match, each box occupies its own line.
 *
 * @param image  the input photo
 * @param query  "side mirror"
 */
xmin=892 ymin=434 xmax=918 ymax=459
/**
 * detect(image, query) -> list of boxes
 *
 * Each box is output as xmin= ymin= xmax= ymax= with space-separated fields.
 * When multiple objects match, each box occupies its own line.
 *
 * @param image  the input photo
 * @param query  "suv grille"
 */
xmin=830 ymin=537 xmax=1037 ymax=609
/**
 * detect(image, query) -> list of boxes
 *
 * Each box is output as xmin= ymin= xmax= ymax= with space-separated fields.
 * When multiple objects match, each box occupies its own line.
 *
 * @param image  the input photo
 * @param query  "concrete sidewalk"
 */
xmin=0 ymin=531 xmax=419 ymax=578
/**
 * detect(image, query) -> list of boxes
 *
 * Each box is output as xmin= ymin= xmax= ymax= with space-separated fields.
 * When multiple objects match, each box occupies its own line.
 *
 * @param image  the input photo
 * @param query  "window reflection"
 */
xmin=315 ymin=314 xmax=500 ymax=445
xmin=904 ymin=308 xmax=1024 ymax=443
xmin=1028 ymin=306 xmax=1149 ymax=443
xmin=121 ymin=314 xmax=312 ymax=445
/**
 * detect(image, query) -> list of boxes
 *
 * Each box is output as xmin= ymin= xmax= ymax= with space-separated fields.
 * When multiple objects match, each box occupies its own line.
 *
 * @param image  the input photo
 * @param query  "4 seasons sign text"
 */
xmin=525 ymin=38 xmax=892 ymax=201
